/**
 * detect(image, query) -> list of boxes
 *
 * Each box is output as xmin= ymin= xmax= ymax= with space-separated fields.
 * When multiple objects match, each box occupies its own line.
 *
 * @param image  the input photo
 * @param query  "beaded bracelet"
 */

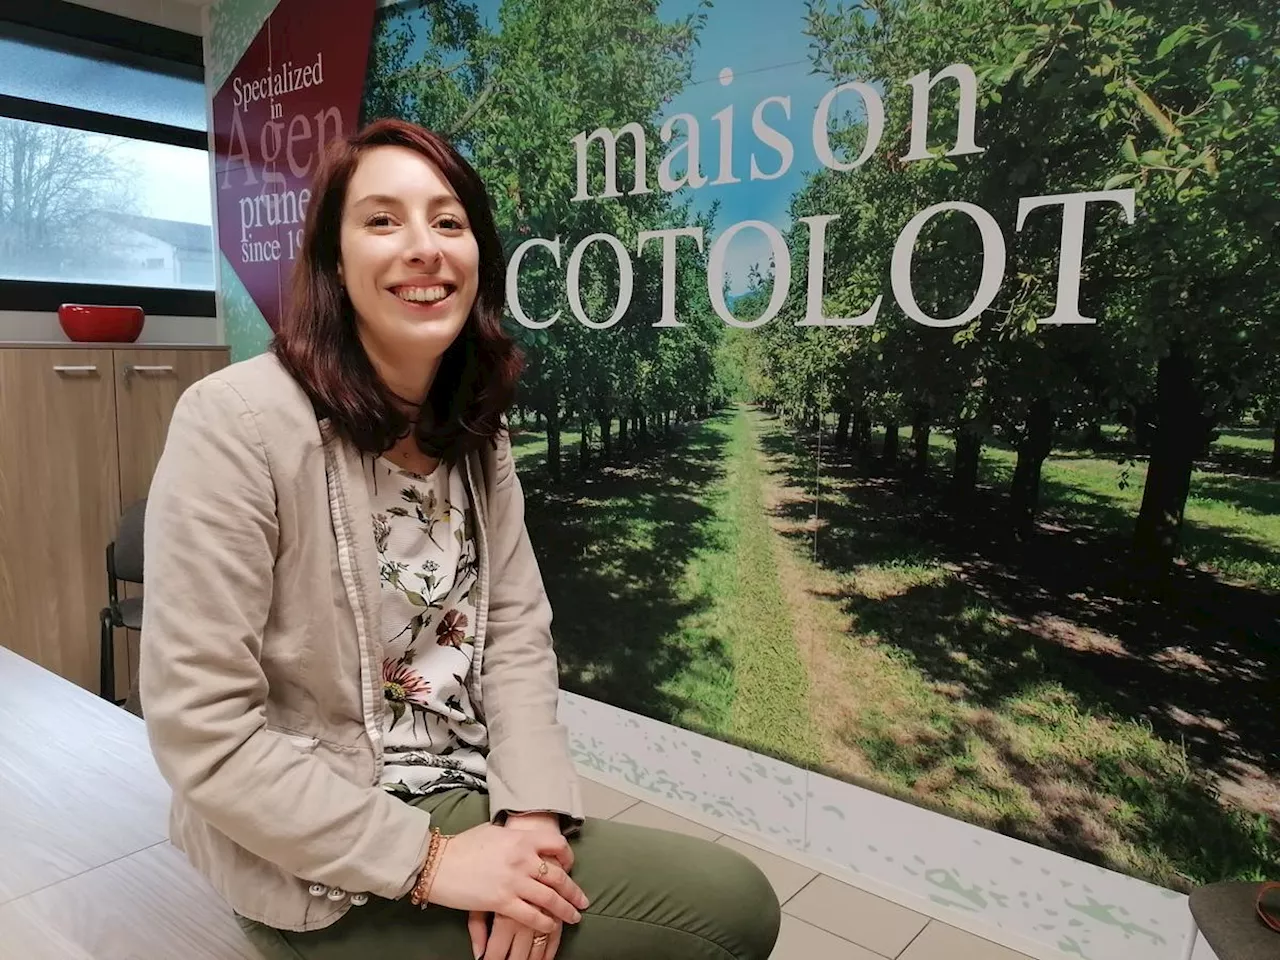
xmin=410 ymin=827 xmax=451 ymax=908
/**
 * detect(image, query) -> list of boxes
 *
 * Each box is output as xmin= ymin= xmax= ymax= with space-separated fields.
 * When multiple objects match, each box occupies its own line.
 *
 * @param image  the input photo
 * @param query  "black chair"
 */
xmin=99 ymin=498 xmax=146 ymax=705
xmin=1185 ymin=881 xmax=1279 ymax=960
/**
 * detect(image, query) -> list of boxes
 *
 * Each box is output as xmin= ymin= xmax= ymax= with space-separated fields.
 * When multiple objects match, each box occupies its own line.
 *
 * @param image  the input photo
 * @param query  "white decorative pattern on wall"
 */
xmin=562 ymin=691 xmax=1208 ymax=960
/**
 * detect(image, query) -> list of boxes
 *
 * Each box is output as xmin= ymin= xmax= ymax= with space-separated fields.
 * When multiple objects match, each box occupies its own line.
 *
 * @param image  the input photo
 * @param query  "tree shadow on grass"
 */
xmin=1188 ymin=472 xmax=1280 ymax=519
xmin=1201 ymin=428 xmax=1277 ymax=478
xmin=763 ymin=416 xmax=1280 ymax=779
xmin=1052 ymin=428 xmax=1275 ymax=480
xmin=840 ymin=576 xmax=1280 ymax=885
xmin=754 ymin=410 xmax=1280 ymax=884
xmin=517 ymin=415 xmax=733 ymax=726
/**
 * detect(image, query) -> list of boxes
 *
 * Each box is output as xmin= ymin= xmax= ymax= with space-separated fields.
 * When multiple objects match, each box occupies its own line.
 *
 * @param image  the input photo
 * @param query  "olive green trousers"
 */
xmin=237 ymin=788 xmax=781 ymax=960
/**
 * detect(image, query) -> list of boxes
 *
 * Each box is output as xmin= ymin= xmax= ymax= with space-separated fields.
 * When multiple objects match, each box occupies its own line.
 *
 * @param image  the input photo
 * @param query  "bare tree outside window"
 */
xmin=0 ymin=118 xmax=142 ymax=282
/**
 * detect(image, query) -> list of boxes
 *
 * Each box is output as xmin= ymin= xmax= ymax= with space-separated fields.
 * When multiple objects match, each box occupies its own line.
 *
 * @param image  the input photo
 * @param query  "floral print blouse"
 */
xmin=366 ymin=456 xmax=488 ymax=797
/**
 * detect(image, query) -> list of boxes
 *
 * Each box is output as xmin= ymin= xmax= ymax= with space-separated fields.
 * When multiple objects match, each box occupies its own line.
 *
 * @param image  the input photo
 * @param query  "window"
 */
xmin=0 ymin=118 xmax=212 ymax=291
xmin=0 ymin=2 xmax=213 ymax=316
xmin=0 ymin=34 xmax=206 ymax=131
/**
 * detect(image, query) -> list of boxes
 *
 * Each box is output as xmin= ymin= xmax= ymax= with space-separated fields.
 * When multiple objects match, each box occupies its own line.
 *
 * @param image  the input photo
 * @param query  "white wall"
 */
xmin=61 ymin=0 xmax=204 ymax=36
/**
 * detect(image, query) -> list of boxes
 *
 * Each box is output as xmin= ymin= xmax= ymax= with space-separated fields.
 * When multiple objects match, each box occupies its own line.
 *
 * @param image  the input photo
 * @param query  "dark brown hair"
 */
xmin=272 ymin=117 xmax=522 ymax=461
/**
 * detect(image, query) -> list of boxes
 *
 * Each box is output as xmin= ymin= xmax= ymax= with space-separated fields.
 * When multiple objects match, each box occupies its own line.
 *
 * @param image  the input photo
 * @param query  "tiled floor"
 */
xmin=580 ymin=778 xmax=1036 ymax=960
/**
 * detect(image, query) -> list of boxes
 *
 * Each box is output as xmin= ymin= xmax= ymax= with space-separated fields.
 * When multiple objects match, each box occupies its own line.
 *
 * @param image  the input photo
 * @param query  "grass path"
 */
xmin=513 ymin=408 xmax=819 ymax=768
xmin=709 ymin=406 xmax=819 ymax=764
xmin=745 ymin=407 xmax=881 ymax=784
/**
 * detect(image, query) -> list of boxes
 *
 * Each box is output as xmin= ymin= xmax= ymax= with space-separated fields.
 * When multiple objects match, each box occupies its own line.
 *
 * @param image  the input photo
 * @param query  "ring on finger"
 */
xmin=533 ymin=934 xmax=549 ymax=947
xmin=537 ymin=859 xmax=549 ymax=878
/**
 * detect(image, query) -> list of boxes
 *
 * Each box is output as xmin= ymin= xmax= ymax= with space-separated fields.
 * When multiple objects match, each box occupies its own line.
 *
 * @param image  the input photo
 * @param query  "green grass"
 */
xmin=758 ymin=411 xmax=1280 ymax=889
xmin=1214 ymin=426 xmax=1275 ymax=455
xmin=885 ymin=425 xmax=1280 ymax=592
xmin=998 ymin=431 xmax=1278 ymax=591
xmin=709 ymin=407 xmax=819 ymax=762
xmin=510 ymin=425 xmax=584 ymax=473
xmin=514 ymin=409 xmax=818 ymax=767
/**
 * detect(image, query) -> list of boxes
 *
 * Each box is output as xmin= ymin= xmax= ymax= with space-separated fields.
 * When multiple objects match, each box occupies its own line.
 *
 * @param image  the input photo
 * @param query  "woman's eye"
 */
xmin=437 ymin=216 xmax=467 ymax=231
xmin=367 ymin=213 xmax=396 ymax=228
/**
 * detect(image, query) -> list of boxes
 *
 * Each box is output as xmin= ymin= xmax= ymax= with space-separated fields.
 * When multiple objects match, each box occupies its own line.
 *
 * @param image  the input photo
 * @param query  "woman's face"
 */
xmin=339 ymin=145 xmax=480 ymax=391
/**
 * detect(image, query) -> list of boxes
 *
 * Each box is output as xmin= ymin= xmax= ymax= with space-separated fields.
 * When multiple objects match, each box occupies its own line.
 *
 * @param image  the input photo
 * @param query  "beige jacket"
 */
xmin=138 ymin=353 xmax=583 ymax=932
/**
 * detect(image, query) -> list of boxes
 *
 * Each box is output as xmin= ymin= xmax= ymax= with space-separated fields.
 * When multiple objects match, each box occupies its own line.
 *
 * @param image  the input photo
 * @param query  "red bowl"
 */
xmin=58 ymin=304 xmax=145 ymax=343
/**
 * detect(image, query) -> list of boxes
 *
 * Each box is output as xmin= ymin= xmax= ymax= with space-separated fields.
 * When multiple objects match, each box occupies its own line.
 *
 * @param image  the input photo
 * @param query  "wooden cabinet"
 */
xmin=0 ymin=350 xmax=122 ymax=694
xmin=113 ymin=349 xmax=229 ymax=508
xmin=0 ymin=343 xmax=229 ymax=695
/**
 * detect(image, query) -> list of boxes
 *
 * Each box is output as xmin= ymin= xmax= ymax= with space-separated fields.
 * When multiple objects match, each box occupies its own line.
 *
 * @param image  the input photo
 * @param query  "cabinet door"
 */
xmin=113 ymin=349 xmax=229 ymax=508
xmin=111 ymin=349 xmax=228 ymax=703
xmin=0 ymin=350 xmax=120 ymax=692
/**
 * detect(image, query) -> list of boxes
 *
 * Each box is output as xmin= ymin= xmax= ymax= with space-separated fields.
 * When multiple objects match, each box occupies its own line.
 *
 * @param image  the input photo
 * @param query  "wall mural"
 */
xmin=210 ymin=0 xmax=1279 ymax=899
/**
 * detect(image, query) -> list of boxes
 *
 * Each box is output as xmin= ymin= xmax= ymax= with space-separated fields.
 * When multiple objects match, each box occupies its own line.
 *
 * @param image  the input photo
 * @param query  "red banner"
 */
xmin=211 ymin=0 xmax=376 ymax=331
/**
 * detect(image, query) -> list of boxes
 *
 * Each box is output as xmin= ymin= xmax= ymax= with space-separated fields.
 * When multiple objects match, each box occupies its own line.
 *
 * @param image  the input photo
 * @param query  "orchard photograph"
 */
xmin=361 ymin=0 xmax=1279 ymax=893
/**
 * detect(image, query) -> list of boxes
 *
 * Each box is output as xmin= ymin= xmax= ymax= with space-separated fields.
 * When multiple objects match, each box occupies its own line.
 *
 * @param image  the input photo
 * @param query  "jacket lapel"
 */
xmin=463 ymin=447 xmax=490 ymax=714
xmin=319 ymin=419 xmax=387 ymax=767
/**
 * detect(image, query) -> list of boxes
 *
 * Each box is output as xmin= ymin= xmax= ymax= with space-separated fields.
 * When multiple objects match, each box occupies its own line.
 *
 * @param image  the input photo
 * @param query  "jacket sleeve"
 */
xmin=138 ymin=376 xmax=432 ymax=900
xmin=479 ymin=431 xmax=584 ymax=827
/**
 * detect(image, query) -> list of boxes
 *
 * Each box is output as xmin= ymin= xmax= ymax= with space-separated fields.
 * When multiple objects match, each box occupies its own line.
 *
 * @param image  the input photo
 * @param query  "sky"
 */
xmin=109 ymin=138 xmax=214 ymax=226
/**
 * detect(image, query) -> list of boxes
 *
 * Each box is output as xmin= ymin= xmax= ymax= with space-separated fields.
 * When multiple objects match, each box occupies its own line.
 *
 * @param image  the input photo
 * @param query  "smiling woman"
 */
xmin=139 ymin=117 xmax=781 ymax=960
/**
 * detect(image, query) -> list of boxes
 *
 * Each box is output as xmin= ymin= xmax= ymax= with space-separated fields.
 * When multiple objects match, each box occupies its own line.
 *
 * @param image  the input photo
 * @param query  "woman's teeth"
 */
xmin=395 ymin=286 xmax=450 ymax=303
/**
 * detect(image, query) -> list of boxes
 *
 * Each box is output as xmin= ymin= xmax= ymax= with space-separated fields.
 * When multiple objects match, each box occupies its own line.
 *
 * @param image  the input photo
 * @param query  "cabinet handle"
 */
xmin=123 ymin=363 xmax=176 ymax=383
xmin=52 ymin=365 xmax=98 ymax=374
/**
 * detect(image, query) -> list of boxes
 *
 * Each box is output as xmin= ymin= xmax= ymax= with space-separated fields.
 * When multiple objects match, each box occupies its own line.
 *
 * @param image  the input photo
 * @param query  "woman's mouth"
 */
xmin=391 ymin=283 xmax=455 ymax=307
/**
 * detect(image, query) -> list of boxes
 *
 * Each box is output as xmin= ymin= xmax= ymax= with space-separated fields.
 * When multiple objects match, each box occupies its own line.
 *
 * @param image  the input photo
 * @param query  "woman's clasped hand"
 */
xmin=425 ymin=821 xmax=589 ymax=955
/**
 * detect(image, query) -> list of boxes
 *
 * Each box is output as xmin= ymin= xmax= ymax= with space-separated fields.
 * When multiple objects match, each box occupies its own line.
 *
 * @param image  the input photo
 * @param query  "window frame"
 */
xmin=0 ymin=0 xmax=215 ymax=317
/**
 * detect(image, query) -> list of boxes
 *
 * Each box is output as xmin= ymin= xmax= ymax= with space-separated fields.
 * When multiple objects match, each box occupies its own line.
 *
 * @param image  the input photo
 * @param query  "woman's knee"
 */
xmin=574 ymin=819 xmax=781 ymax=959
xmin=700 ymin=843 xmax=782 ymax=960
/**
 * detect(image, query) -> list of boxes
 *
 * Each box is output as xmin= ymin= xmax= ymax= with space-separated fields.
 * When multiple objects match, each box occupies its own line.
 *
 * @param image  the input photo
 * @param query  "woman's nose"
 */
xmin=403 ymin=223 xmax=443 ymax=265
